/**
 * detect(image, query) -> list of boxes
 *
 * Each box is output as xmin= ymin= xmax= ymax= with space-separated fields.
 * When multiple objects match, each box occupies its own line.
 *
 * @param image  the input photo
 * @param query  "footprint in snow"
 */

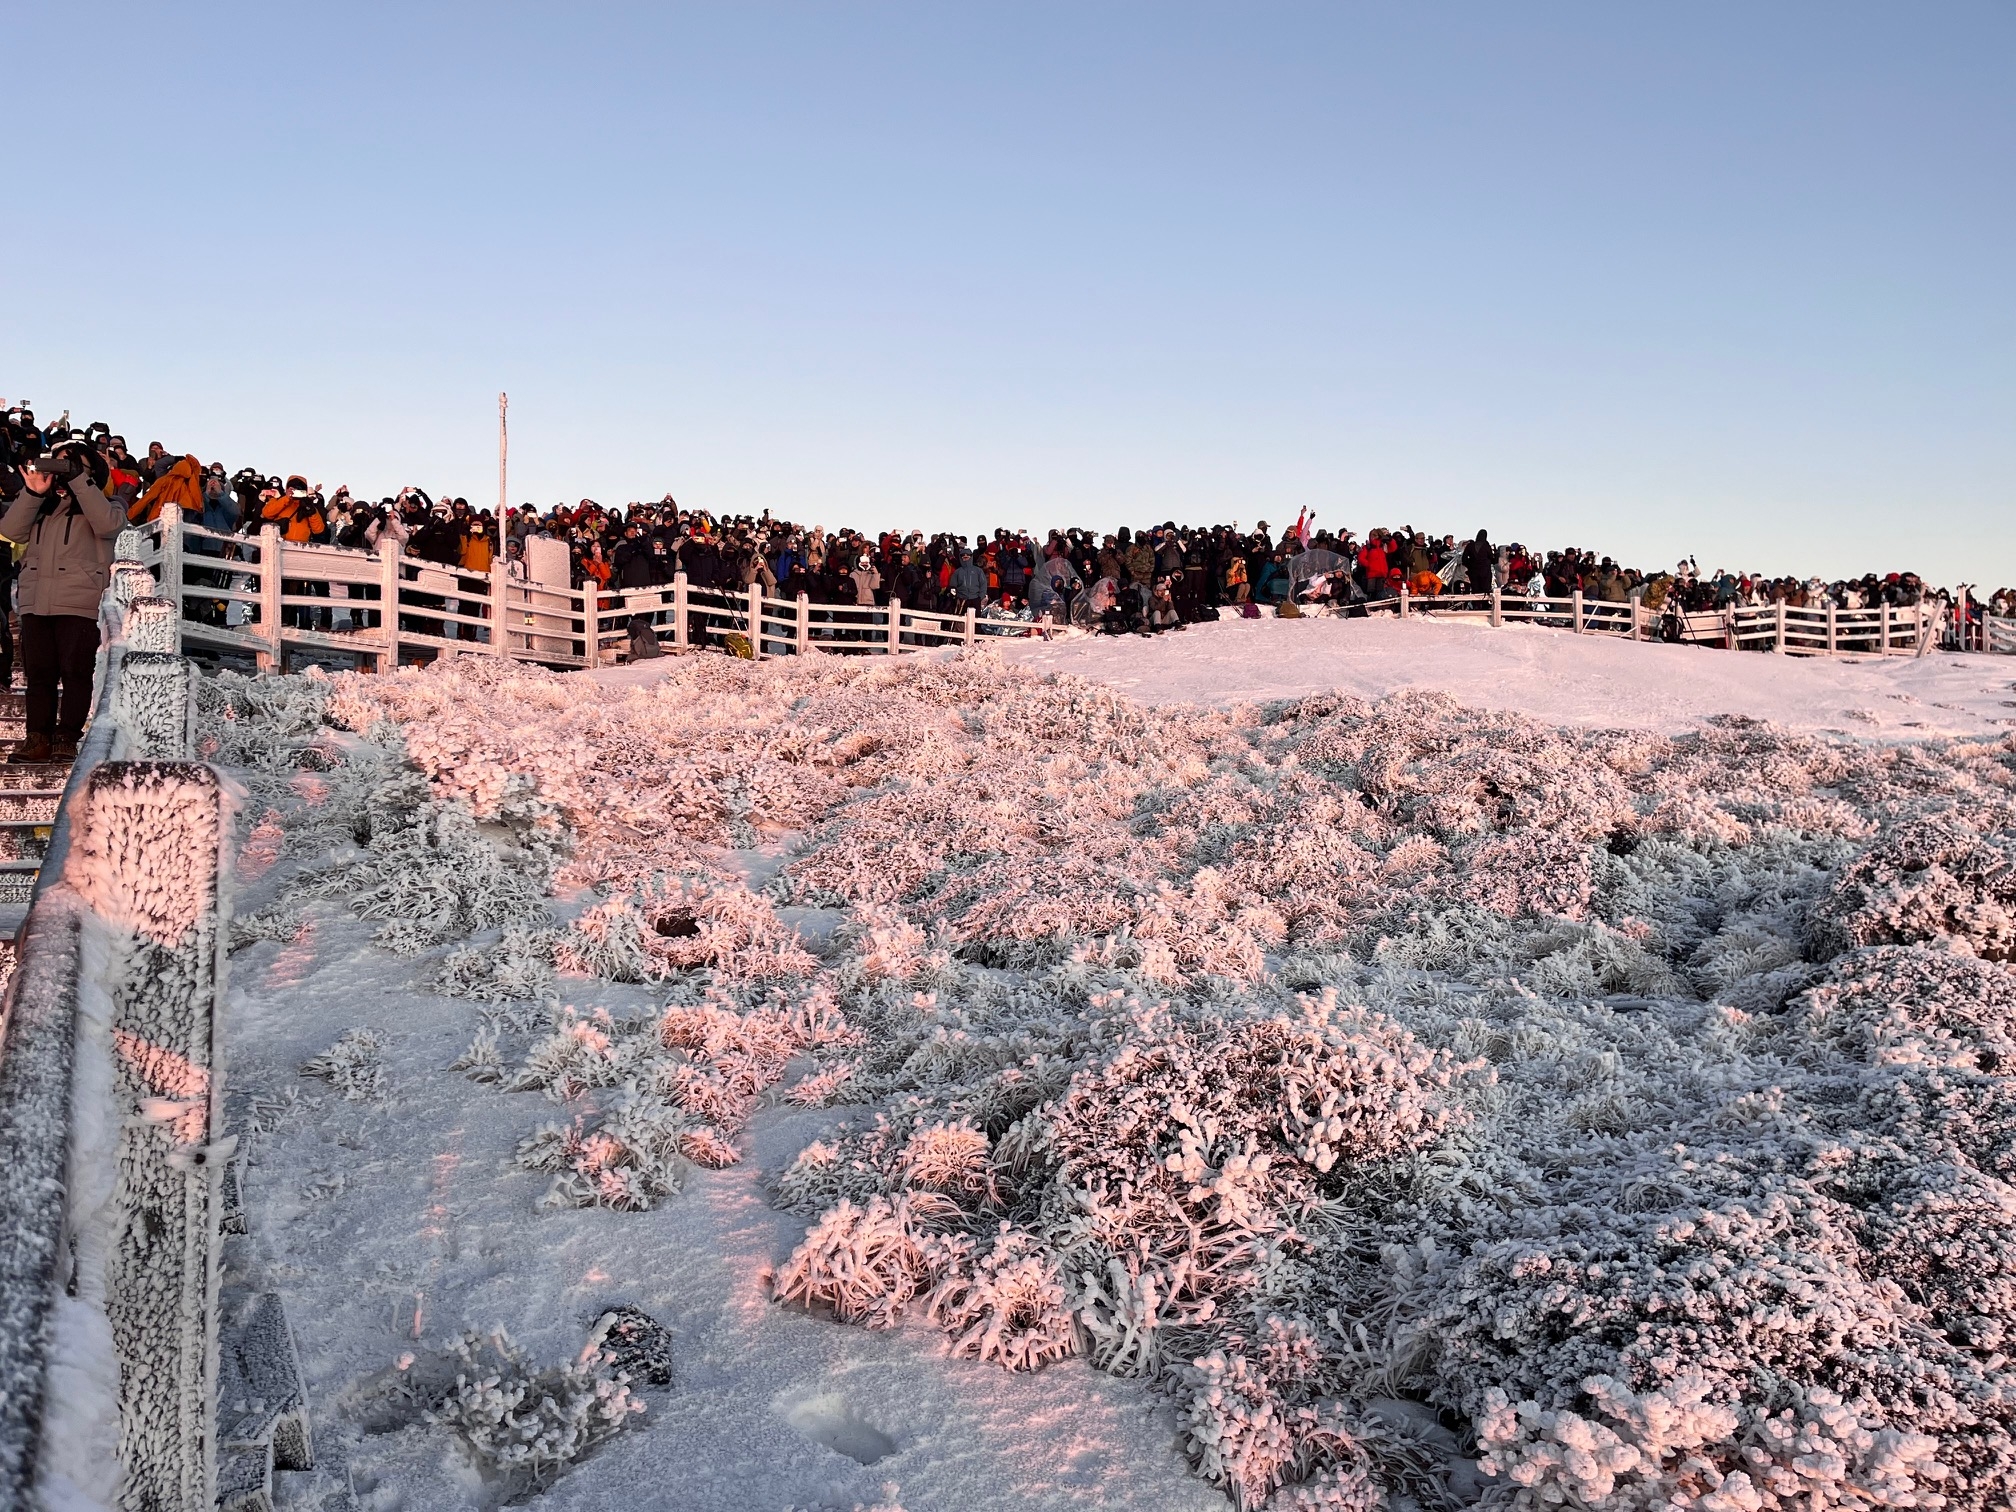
xmin=786 ymin=1392 xmax=897 ymax=1465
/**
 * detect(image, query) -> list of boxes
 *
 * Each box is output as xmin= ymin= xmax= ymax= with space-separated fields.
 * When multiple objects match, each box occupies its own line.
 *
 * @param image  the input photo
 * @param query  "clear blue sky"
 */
xmin=8 ymin=3 xmax=2011 ymax=583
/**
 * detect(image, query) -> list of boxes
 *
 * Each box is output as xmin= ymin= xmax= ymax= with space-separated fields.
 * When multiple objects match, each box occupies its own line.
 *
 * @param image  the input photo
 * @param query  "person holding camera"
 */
xmin=0 ymin=441 xmax=125 ymax=763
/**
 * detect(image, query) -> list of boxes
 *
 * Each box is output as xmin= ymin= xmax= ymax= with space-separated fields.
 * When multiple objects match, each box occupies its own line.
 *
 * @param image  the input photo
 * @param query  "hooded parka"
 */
xmin=0 ymin=475 xmax=127 ymax=618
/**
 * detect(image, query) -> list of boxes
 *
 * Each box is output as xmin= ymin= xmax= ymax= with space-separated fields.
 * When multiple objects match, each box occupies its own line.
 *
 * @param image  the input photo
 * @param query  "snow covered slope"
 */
xmin=994 ymin=615 xmax=2016 ymax=737
xmin=206 ymin=649 xmax=2016 ymax=1512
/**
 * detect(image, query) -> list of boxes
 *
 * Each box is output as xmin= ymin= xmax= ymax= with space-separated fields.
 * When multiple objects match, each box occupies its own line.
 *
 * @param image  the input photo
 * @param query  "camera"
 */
xmin=24 ymin=448 xmax=83 ymax=484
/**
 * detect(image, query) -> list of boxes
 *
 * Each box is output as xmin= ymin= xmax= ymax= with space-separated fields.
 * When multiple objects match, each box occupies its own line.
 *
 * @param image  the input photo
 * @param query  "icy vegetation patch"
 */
xmin=300 ymin=1027 xmax=387 ymax=1103
xmin=204 ymin=653 xmax=2016 ymax=1511
xmin=427 ymin=1317 xmax=645 ymax=1496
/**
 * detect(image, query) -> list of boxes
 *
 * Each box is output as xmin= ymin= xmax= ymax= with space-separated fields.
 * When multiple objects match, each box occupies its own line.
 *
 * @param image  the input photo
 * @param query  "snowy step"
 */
xmin=0 ymin=764 xmax=71 ymax=795
xmin=0 ymin=794 xmax=59 ymax=825
xmin=216 ymin=1289 xmax=313 ymax=1512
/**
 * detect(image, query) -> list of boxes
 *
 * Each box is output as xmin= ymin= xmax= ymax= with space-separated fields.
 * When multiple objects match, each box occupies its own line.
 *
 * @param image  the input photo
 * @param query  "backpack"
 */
xmin=1239 ymin=602 xmax=1262 ymax=619
xmin=628 ymin=614 xmax=664 ymax=660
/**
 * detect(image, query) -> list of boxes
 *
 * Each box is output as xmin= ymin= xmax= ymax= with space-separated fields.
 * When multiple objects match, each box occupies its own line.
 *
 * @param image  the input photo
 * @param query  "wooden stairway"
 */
xmin=0 ymin=692 xmax=71 ymax=935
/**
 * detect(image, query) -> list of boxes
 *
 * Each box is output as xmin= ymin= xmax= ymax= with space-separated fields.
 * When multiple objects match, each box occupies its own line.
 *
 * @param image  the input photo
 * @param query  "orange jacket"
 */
xmin=262 ymin=492 xmax=325 ymax=543
xmin=130 ymin=454 xmax=206 ymax=524
xmin=461 ymin=528 xmax=494 ymax=573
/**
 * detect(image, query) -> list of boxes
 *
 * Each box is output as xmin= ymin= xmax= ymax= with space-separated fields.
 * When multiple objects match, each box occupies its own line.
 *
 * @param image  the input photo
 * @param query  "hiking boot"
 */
xmin=49 ymin=737 xmax=79 ymax=763
xmin=8 ymin=734 xmax=52 ymax=765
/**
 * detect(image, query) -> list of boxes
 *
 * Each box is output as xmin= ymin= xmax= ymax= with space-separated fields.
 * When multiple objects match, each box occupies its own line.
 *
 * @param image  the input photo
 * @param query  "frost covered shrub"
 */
xmin=1815 ymin=811 xmax=2016 ymax=960
xmin=506 ymin=986 xmax=859 ymax=1209
xmin=771 ymin=1195 xmax=939 ymax=1327
xmin=555 ymin=874 xmax=818 ymax=983
xmin=435 ymin=924 xmax=558 ymax=1001
xmin=428 ymin=1321 xmax=643 ymax=1492
xmin=300 ymin=1028 xmax=386 ymax=1102
xmin=1475 ymin=1373 xmax=1949 ymax=1512
xmin=923 ymin=1224 xmax=1078 ymax=1370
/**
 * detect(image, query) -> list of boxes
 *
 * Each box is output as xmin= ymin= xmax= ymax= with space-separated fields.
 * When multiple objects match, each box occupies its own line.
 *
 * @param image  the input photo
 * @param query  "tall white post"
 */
xmin=1490 ymin=583 xmax=1502 ymax=628
xmin=747 ymin=582 xmax=764 ymax=658
xmin=887 ymin=597 xmax=902 ymax=654
xmin=1571 ymin=589 xmax=1583 ymax=634
xmin=1775 ymin=599 xmax=1788 ymax=653
xmin=1629 ymin=591 xmax=1642 ymax=641
xmin=672 ymin=572 xmax=689 ymax=650
xmin=1826 ymin=601 xmax=1837 ymax=655
xmin=963 ymin=606 xmax=976 ymax=647
xmin=498 ymin=392 xmax=508 ymax=519
xmin=796 ymin=593 xmax=811 ymax=655
xmin=1398 ymin=585 xmax=1410 ymax=619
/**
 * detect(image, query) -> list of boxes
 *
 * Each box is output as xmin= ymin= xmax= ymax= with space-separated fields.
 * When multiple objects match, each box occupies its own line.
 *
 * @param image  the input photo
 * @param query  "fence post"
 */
xmin=489 ymin=553 xmax=509 ymax=656
xmin=796 ymin=593 xmax=811 ymax=656
xmin=747 ymin=582 xmax=764 ymax=658
xmin=585 ymin=587 xmax=601 ymax=669
xmin=259 ymin=524 xmax=284 ymax=672
xmin=1571 ymin=589 xmax=1583 ymax=634
xmin=963 ymin=607 xmax=976 ymax=647
xmin=886 ymin=597 xmax=902 ymax=654
xmin=376 ymin=539 xmax=401 ymax=672
xmin=672 ymin=573 xmax=689 ymax=650
xmin=1826 ymin=601 xmax=1837 ymax=656
xmin=1773 ymin=599 xmax=1787 ymax=653
xmin=1490 ymin=583 xmax=1502 ymax=628
xmin=159 ymin=513 xmax=184 ymax=654
xmin=1628 ymin=591 xmax=1642 ymax=641
xmin=1881 ymin=603 xmax=1893 ymax=654
xmin=1398 ymin=585 xmax=1410 ymax=619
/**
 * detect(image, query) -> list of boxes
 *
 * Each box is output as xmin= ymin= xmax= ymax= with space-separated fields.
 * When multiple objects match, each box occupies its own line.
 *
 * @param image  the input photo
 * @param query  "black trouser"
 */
xmin=21 ymin=613 xmax=101 ymax=742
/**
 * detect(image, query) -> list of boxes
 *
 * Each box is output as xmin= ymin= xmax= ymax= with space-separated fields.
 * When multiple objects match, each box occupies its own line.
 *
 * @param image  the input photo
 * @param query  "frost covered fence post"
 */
xmin=378 ymin=540 xmax=402 ymax=671
xmin=488 ymin=557 xmax=509 ymax=657
xmin=1490 ymin=582 xmax=1502 ymax=627
xmin=257 ymin=526 xmax=283 ymax=672
xmin=1571 ymin=588 xmax=1583 ymax=633
xmin=46 ymin=762 xmax=231 ymax=1511
xmin=672 ymin=573 xmax=689 ymax=650
xmin=1827 ymin=600 xmax=1838 ymax=654
xmin=584 ymin=586 xmax=601 ymax=670
xmin=1398 ymin=585 xmax=1410 ymax=618
xmin=963 ymin=606 xmax=976 ymax=647
xmin=158 ymin=519 xmax=184 ymax=654
xmin=110 ymin=652 xmax=197 ymax=762
xmin=1628 ymin=590 xmax=1643 ymax=641
xmin=886 ymin=597 xmax=902 ymax=654
xmin=746 ymin=582 xmax=764 ymax=658
xmin=1774 ymin=599 xmax=1787 ymax=653
xmin=795 ymin=593 xmax=811 ymax=656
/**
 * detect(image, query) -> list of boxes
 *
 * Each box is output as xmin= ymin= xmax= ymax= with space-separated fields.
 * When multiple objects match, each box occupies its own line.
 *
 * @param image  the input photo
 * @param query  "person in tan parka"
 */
xmin=0 ymin=444 xmax=126 ymax=761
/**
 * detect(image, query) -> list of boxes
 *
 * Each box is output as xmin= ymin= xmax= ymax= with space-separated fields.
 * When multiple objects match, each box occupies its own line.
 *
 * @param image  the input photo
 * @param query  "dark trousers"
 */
xmin=22 ymin=613 xmax=101 ymax=742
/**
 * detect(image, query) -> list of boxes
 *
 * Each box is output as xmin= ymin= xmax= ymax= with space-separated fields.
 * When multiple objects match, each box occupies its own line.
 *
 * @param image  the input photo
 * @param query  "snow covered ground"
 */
xmin=995 ymin=615 xmax=2016 ymax=737
xmin=203 ymin=638 xmax=2016 ymax=1512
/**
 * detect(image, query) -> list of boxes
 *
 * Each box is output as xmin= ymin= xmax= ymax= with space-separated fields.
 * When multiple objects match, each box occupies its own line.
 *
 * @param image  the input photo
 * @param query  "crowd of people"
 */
xmin=1 ymin=400 xmax=2003 ymax=659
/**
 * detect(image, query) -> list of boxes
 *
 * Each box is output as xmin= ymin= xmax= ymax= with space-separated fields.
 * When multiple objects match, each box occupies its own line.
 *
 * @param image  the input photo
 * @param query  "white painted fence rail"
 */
xmin=126 ymin=519 xmax=2003 ymax=669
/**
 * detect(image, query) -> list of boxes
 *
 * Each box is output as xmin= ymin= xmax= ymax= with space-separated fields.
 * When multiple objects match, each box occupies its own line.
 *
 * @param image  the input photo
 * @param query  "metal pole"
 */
xmin=498 ymin=392 xmax=509 ymax=519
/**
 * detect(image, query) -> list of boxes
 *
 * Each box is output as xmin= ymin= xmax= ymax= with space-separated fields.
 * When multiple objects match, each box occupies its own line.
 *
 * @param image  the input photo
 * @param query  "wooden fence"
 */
xmin=1357 ymin=585 xmax=1940 ymax=656
xmin=124 ymin=519 xmax=1992 ymax=671
xmin=125 ymin=520 xmax=997 ymax=672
